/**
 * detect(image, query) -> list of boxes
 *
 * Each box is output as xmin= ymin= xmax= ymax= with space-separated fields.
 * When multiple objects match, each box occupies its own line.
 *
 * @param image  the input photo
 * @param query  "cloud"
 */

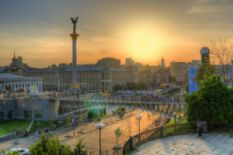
xmin=187 ymin=6 xmax=225 ymax=14
xmin=186 ymin=0 xmax=233 ymax=14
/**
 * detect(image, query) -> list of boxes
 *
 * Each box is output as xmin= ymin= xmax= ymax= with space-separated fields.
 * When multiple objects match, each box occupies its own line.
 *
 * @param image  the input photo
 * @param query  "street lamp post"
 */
xmin=96 ymin=122 xmax=105 ymax=155
xmin=135 ymin=114 xmax=143 ymax=142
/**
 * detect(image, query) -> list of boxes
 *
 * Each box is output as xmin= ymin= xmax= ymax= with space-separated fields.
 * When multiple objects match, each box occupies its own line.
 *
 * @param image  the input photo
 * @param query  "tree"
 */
xmin=103 ymin=107 xmax=106 ymax=116
xmin=115 ymin=107 xmax=126 ymax=119
xmin=87 ymin=110 xmax=94 ymax=119
xmin=1 ymin=151 xmax=20 ymax=155
xmin=195 ymin=64 xmax=217 ymax=84
xmin=73 ymin=139 xmax=87 ymax=155
xmin=29 ymin=134 xmax=73 ymax=155
xmin=210 ymin=39 xmax=233 ymax=84
xmin=185 ymin=82 xmax=189 ymax=92
xmin=113 ymin=128 xmax=123 ymax=155
xmin=170 ymin=77 xmax=177 ymax=83
xmin=113 ymin=83 xmax=148 ymax=91
xmin=114 ymin=128 xmax=123 ymax=145
xmin=186 ymin=75 xmax=233 ymax=126
xmin=113 ymin=84 xmax=122 ymax=92
xmin=64 ymin=115 xmax=72 ymax=127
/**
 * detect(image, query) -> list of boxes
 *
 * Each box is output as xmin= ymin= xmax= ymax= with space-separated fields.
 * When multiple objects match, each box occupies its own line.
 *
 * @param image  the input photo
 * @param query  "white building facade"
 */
xmin=0 ymin=73 xmax=42 ymax=96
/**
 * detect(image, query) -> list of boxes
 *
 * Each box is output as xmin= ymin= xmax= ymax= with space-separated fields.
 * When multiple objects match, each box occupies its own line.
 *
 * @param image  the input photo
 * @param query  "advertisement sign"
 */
xmin=189 ymin=66 xmax=198 ymax=93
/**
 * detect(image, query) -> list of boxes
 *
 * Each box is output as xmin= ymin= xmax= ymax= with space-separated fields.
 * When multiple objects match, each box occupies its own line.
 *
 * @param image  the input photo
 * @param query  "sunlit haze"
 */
xmin=1 ymin=1 xmax=233 ymax=154
xmin=1 ymin=0 xmax=233 ymax=67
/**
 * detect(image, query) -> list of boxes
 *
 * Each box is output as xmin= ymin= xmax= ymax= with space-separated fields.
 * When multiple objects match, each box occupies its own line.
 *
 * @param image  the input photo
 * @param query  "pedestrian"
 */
xmin=197 ymin=121 xmax=203 ymax=137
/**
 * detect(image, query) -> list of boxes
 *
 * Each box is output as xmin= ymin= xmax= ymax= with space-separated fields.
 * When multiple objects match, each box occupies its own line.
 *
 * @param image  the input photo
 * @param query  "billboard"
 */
xmin=189 ymin=66 xmax=198 ymax=93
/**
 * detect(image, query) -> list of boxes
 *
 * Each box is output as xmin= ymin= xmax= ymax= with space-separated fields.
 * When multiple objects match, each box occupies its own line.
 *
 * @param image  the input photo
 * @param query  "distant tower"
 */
xmin=70 ymin=17 xmax=79 ymax=84
xmin=200 ymin=47 xmax=210 ymax=65
xmin=12 ymin=51 xmax=16 ymax=62
xmin=160 ymin=57 xmax=165 ymax=68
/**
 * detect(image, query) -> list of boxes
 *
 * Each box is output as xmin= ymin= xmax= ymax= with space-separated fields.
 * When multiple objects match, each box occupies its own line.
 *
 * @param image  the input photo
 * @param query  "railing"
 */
xmin=57 ymin=92 xmax=183 ymax=103
xmin=122 ymin=123 xmax=195 ymax=155
xmin=59 ymin=97 xmax=183 ymax=105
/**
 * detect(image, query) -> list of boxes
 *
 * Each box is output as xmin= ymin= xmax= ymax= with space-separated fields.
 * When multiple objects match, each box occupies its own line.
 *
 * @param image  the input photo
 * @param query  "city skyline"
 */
xmin=0 ymin=52 xmax=199 ymax=68
xmin=1 ymin=0 xmax=233 ymax=67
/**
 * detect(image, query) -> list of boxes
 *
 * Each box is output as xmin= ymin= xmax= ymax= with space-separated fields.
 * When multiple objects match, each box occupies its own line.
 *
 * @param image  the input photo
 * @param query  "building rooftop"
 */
xmin=0 ymin=73 xmax=41 ymax=83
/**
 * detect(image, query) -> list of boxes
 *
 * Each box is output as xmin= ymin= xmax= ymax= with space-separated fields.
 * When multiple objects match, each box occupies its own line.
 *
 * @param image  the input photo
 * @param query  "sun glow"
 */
xmin=121 ymin=24 xmax=166 ymax=62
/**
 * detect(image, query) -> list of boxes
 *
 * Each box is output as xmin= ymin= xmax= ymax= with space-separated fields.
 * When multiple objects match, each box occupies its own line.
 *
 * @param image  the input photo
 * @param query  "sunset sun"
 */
xmin=122 ymin=24 xmax=165 ymax=62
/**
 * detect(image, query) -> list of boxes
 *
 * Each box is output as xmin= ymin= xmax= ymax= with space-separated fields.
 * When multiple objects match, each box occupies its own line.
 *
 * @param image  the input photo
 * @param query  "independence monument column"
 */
xmin=70 ymin=17 xmax=79 ymax=85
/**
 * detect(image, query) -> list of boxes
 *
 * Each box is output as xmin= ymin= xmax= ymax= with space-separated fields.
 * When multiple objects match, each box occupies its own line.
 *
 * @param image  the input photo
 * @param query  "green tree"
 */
xmin=29 ymin=134 xmax=73 ymax=155
xmin=87 ymin=110 xmax=96 ymax=120
xmin=1 ymin=150 xmax=20 ymax=155
xmin=113 ymin=84 xmax=122 ymax=91
xmin=113 ymin=82 xmax=148 ymax=91
xmin=169 ymin=76 xmax=177 ymax=83
xmin=186 ymin=75 xmax=233 ymax=126
xmin=195 ymin=64 xmax=217 ymax=84
xmin=103 ymin=107 xmax=106 ymax=115
xmin=115 ymin=107 xmax=126 ymax=119
xmin=114 ymin=128 xmax=123 ymax=145
xmin=185 ymin=82 xmax=189 ymax=92
xmin=64 ymin=115 xmax=72 ymax=127
xmin=73 ymin=139 xmax=87 ymax=155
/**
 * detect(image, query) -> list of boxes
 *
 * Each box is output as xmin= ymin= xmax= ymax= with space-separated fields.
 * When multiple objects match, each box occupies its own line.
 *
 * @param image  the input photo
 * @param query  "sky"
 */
xmin=1 ymin=0 xmax=233 ymax=67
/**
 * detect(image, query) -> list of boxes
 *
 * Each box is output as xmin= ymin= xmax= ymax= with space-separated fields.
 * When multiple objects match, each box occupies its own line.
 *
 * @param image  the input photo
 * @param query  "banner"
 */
xmin=189 ymin=66 xmax=198 ymax=93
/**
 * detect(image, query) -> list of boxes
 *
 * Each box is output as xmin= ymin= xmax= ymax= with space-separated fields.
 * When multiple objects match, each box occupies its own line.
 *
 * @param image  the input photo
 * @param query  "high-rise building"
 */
xmin=200 ymin=47 xmax=210 ymax=65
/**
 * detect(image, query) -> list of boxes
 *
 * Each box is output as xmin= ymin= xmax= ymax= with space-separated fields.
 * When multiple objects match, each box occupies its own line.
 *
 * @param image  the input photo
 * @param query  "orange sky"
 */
xmin=1 ymin=0 xmax=233 ymax=67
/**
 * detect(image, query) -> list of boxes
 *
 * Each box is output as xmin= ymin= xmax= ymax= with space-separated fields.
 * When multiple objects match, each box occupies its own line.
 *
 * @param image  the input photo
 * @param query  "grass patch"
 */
xmin=179 ymin=118 xmax=188 ymax=124
xmin=164 ymin=117 xmax=194 ymax=135
xmin=0 ymin=120 xmax=30 ymax=136
xmin=165 ymin=117 xmax=188 ymax=127
xmin=31 ymin=121 xmax=55 ymax=131
xmin=165 ymin=119 xmax=176 ymax=126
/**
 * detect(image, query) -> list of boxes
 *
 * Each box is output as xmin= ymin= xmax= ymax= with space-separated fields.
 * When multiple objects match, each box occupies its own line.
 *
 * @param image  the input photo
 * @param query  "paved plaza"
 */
xmin=58 ymin=110 xmax=159 ymax=154
xmin=132 ymin=134 xmax=233 ymax=155
xmin=0 ymin=110 xmax=159 ymax=154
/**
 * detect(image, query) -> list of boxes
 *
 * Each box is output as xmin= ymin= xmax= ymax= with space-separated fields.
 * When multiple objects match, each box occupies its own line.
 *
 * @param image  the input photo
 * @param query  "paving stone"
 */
xmin=132 ymin=134 xmax=233 ymax=155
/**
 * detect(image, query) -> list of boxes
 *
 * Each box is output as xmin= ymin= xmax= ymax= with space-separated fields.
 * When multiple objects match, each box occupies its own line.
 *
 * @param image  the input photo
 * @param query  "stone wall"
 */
xmin=0 ymin=97 xmax=59 ymax=121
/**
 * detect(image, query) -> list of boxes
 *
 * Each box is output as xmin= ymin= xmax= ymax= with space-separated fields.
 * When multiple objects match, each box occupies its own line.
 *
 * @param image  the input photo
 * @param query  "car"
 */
xmin=9 ymin=148 xmax=29 ymax=155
